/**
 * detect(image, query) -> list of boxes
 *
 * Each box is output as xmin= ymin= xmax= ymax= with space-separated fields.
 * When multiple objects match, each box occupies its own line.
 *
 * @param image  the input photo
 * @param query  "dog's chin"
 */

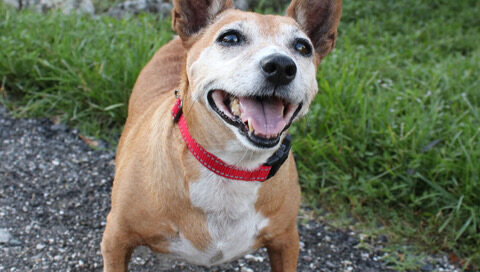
xmin=207 ymin=90 xmax=302 ymax=149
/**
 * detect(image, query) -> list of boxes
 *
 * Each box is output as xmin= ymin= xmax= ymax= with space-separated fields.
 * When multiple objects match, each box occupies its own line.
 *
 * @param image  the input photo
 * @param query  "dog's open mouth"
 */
xmin=207 ymin=90 xmax=302 ymax=148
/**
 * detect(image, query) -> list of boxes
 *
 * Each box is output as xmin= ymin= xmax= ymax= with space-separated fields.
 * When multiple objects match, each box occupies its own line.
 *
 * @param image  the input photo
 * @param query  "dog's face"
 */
xmin=187 ymin=11 xmax=316 ymax=149
xmin=173 ymin=0 xmax=342 ymax=151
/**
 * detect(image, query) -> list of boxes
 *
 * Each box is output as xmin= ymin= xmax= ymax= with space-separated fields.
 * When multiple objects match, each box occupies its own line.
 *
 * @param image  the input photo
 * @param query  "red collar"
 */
xmin=171 ymin=97 xmax=291 ymax=182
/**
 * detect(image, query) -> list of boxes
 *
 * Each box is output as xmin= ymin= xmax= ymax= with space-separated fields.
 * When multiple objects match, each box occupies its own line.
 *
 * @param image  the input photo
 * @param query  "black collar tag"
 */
xmin=264 ymin=134 xmax=292 ymax=180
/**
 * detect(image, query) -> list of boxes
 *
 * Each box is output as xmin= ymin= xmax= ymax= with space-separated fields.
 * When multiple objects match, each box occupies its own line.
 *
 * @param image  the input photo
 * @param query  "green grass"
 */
xmin=292 ymin=0 xmax=480 ymax=267
xmin=0 ymin=8 xmax=172 ymax=139
xmin=1 ymin=0 xmax=479 ymax=268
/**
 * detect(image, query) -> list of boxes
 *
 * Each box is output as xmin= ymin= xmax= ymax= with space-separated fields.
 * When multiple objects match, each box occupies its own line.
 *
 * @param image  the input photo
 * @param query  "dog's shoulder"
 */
xmin=128 ymin=37 xmax=186 ymax=121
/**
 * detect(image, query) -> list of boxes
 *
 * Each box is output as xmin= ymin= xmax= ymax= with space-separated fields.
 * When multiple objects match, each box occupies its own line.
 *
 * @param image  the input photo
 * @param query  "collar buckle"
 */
xmin=172 ymin=98 xmax=183 ymax=123
xmin=264 ymin=134 xmax=292 ymax=180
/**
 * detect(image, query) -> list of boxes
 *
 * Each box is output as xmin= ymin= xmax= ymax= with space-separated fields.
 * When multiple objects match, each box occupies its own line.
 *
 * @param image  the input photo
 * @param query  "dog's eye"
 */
xmin=217 ymin=31 xmax=242 ymax=46
xmin=222 ymin=34 xmax=238 ymax=43
xmin=294 ymin=39 xmax=312 ymax=56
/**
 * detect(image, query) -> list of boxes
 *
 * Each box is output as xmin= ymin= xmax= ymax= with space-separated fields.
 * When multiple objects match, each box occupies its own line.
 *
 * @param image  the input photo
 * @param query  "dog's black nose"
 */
xmin=260 ymin=54 xmax=297 ymax=86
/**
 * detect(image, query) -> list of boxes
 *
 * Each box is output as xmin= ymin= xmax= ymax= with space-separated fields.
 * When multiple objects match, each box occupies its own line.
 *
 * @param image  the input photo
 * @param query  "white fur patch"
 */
xmin=168 ymin=169 xmax=269 ymax=266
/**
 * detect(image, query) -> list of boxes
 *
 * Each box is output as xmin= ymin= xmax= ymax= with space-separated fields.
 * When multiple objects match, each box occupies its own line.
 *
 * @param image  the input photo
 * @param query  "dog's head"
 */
xmin=173 ymin=0 xmax=342 ymax=152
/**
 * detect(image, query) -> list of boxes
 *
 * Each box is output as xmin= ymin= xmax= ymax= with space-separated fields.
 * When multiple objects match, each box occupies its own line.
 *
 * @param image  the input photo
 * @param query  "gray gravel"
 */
xmin=0 ymin=105 xmax=460 ymax=271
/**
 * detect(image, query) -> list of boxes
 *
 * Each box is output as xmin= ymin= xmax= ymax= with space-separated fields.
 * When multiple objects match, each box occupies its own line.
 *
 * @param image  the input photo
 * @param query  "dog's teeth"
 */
xmin=248 ymin=118 xmax=254 ymax=133
xmin=231 ymin=98 xmax=240 ymax=116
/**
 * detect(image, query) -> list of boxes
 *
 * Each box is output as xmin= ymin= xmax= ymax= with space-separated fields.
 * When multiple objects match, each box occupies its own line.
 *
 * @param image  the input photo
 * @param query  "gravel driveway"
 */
xmin=0 ymin=106 xmax=459 ymax=271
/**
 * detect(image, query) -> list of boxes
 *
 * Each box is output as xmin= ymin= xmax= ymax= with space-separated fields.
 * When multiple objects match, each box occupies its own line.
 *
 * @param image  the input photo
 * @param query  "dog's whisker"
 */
xmin=185 ymin=96 xmax=199 ymax=116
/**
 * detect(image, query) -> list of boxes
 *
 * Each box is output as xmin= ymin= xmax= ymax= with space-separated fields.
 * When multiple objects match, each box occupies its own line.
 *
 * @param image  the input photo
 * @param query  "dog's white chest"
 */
xmin=168 ymin=173 xmax=269 ymax=266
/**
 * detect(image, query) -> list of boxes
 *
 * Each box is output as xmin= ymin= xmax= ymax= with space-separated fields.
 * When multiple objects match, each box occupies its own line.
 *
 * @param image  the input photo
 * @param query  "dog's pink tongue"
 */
xmin=239 ymin=97 xmax=286 ymax=138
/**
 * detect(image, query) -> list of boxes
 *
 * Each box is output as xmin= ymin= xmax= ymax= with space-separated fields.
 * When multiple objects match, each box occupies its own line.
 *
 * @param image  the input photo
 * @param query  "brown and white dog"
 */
xmin=101 ymin=0 xmax=342 ymax=271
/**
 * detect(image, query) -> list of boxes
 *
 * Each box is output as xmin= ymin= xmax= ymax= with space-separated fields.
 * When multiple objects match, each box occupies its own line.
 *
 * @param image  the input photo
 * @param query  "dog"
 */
xmin=101 ymin=0 xmax=342 ymax=271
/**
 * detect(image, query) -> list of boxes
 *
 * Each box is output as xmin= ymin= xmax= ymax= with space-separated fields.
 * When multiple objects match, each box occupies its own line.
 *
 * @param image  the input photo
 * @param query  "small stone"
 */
xmin=50 ymin=123 xmax=67 ymax=132
xmin=421 ymin=263 xmax=434 ymax=272
xmin=0 ymin=228 xmax=12 ymax=244
xmin=36 ymin=243 xmax=46 ymax=250
xmin=347 ymin=236 xmax=359 ymax=245
xmin=299 ymin=241 xmax=305 ymax=249
xmin=9 ymin=239 xmax=22 ymax=246
xmin=302 ymin=255 xmax=313 ymax=262
xmin=244 ymin=254 xmax=264 ymax=262
xmin=32 ymin=253 xmax=42 ymax=261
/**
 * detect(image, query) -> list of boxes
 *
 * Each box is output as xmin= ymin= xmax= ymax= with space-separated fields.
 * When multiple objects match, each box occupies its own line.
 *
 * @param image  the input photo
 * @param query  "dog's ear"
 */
xmin=172 ymin=0 xmax=233 ymax=46
xmin=287 ymin=0 xmax=342 ymax=64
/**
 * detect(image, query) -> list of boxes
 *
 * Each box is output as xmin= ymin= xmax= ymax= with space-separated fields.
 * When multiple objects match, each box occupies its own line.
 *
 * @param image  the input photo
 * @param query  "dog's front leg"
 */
xmin=266 ymin=225 xmax=300 ymax=272
xmin=101 ymin=216 xmax=136 ymax=272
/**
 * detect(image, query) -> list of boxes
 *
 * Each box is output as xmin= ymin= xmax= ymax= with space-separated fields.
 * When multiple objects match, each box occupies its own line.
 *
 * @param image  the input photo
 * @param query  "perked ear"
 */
xmin=172 ymin=0 xmax=233 ymax=45
xmin=287 ymin=0 xmax=342 ymax=64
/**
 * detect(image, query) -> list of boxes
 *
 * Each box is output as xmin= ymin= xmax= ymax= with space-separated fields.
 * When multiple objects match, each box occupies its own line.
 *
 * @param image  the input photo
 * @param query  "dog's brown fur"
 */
xmin=101 ymin=1 xmax=341 ymax=271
